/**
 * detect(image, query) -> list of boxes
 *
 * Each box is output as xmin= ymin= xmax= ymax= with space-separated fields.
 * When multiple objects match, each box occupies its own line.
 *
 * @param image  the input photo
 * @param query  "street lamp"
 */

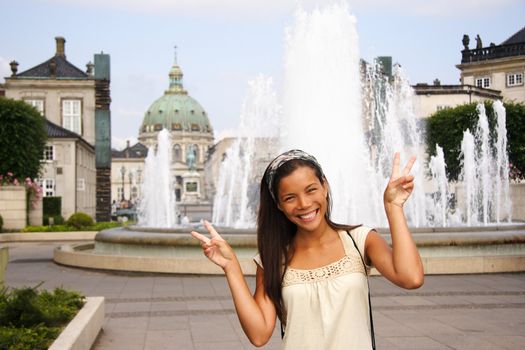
xmin=128 ymin=171 xmax=134 ymax=202
xmin=120 ymin=166 xmax=126 ymax=201
xmin=136 ymin=168 xmax=142 ymax=198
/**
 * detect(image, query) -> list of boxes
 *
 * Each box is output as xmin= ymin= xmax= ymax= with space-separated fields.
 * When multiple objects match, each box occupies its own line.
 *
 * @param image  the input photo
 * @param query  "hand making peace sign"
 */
xmin=383 ymin=152 xmax=416 ymax=208
xmin=191 ymin=220 xmax=236 ymax=269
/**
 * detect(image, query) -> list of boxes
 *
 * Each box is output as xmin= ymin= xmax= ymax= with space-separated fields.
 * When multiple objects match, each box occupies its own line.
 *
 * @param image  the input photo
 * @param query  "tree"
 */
xmin=426 ymin=101 xmax=525 ymax=181
xmin=0 ymin=98 xmax=47 ymax=180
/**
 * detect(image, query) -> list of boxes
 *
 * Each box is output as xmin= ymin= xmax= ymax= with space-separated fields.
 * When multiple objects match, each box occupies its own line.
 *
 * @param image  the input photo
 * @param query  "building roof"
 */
xmin=16 ymin=55 xmax=88 ymax=79
xmin=112 ymin=142 xmax=148 ymax=159
xmin=502 ymin=26 xmax=525 ymax=45
xmin=13 ymin=37 xmax=89 ymax=80
xmin=46 ymin=119 xmax=94 ymax=150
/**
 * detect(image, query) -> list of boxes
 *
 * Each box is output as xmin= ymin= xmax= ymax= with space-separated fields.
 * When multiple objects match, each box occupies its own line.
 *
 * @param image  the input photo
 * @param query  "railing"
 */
xmin=461 ymin=42 xmax=525 ymax=63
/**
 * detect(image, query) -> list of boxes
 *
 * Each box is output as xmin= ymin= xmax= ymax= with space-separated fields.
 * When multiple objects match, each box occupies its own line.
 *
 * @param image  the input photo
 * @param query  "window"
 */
xmin=62 ymin=100 xmax=82 ymax=135
xmin=26 ymin=99 xmax=44 ymax=115
xmin=117 ymin=187 xmax=124 ymax=200
xmin=131 ymin=186 xmax=138 ymax=199
xmin=42 ymin=145 xmax=54 ymax=161
xmin=475 ymin=77 xmax=491 ymax=88
xmin=77 ymin=178 xmax=85 ymax=191
xmin=42 ymin=179 xmax=55 ymax=197
xmin=507 ymin=72 xmax=523 ymax=87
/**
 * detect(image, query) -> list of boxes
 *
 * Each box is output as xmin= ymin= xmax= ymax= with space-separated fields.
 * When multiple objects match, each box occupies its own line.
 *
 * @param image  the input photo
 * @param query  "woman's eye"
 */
xmin=308 ymin=188 xmax=317 ymax=193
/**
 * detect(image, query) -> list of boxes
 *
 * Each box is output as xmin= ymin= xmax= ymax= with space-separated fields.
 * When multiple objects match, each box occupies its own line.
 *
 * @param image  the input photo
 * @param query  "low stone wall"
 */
xmin=0 ymin=186 xmax=26 ymax=230
xmin=0 ymin=246 xmax=8 ymax=285
xmin=511 ymin=183 xmax=525 ymax=222
xmin=0 ymin=186 xmax=43 ymax=231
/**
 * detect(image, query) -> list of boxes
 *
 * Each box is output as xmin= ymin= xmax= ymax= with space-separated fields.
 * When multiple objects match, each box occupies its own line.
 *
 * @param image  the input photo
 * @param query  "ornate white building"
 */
xmin=111 ymin=53 xmax=215 ymax=220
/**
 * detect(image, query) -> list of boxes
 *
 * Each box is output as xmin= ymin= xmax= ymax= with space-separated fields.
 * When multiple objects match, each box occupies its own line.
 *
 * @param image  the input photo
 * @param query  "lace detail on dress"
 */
xmin=282 ymin=254 xmax=365 ymax=287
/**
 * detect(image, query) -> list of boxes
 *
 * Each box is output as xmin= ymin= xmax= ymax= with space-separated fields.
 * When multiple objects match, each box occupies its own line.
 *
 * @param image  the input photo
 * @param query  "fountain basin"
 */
xmin=53 ymin=224 xmax=525 ymax=275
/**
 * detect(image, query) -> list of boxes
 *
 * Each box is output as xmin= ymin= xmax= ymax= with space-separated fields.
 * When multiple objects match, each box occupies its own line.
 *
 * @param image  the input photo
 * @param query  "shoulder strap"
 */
xmin=347 ymin=230 xmax=376 ymax=350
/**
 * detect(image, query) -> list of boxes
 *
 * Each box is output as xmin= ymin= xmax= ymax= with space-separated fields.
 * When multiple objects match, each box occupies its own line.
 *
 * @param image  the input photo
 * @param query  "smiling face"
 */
xmin=276 ymin=165 xmax=329 ymax=234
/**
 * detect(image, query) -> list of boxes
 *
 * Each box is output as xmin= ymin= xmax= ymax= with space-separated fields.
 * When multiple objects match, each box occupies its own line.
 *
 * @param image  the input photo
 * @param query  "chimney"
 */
xmin=55 ymin=36 xmax=66 ymax=57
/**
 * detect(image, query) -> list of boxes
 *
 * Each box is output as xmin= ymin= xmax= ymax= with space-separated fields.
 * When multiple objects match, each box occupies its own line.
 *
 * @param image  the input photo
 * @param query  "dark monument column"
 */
xmin=94 ymin=53 xmax=112 ymax=222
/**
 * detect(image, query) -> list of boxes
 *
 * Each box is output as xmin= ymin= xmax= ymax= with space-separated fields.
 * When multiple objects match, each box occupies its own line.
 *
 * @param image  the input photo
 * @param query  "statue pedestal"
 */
xmin=182 ymin=171 xmax=201 ymax=203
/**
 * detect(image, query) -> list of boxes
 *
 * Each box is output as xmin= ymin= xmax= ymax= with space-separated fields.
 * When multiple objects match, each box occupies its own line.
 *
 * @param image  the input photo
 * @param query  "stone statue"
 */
xmin=462 ymin=34 xmax=470 ymax=50
xmin=476 ymin=34 xmax=483 ymax=49
xmin=186 ymin=145 xmax=196 ymax=171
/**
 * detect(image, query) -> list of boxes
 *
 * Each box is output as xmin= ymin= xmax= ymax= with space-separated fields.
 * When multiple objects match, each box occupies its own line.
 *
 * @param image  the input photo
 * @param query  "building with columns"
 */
xmin=111 ymin=52 xmax=215 ymax=220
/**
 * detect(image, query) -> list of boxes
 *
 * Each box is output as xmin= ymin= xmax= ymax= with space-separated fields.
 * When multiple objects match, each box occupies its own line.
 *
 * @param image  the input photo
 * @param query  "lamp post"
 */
xmin=136 ymin=168 xmax=142 ymax=198
xmin=128 ymin=171 xmax=134 ymax=202
xmin=120 ymin=166 xmax=126 ymax=201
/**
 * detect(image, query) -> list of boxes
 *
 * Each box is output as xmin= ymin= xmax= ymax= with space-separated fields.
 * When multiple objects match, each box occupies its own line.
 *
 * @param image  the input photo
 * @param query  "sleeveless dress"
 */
xmin=254 ymin=226 xmax=373 ymax=350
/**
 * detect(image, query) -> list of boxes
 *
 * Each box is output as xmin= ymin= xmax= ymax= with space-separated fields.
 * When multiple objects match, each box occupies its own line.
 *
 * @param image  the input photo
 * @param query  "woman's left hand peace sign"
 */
xmin=383 ymin=152 xmax=416 ymax=208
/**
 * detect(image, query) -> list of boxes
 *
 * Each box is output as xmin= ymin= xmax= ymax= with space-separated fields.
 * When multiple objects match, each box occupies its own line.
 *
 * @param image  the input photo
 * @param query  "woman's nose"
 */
xmin=297 ymin=195 xmax=311 ymax=209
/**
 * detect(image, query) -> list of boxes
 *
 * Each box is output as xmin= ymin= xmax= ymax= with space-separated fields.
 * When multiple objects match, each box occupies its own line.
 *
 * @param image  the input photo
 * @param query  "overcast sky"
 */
xmin=1 ymin=0 xmax=523 ymax=149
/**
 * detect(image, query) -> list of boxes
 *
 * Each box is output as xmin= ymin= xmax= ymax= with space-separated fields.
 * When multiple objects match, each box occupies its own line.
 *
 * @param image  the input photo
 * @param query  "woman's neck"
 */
xmin=294 ymin=220 xmax=338 ymax=248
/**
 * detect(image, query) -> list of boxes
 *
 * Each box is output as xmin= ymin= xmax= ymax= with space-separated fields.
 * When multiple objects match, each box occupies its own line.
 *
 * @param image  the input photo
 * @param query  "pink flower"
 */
xmin=13 ymin=178 xmax=19 ymax=186
xmin=7 ymin=172 xmax=13 ymax=177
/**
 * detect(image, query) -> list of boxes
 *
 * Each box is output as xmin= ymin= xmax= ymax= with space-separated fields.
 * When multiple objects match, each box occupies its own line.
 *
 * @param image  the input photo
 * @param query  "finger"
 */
xmin=191 ymin=231 xmax=211 ymax=245
xmin=390 ymin=152 xmax=400 ymax=178
xmin=389 ymin=175 xmax=406 ymax=188
xmin=402 ymin=156 xmax=417 ymax=176
xmin=204 ymin=220 xmax=221 ymax=239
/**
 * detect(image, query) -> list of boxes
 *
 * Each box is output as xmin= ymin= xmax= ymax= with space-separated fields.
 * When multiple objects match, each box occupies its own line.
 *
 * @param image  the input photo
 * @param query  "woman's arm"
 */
xmin=191 ymin=221 xmax=276 ymax=346
xmin=365 ymin=153 xmax=424 ymax=289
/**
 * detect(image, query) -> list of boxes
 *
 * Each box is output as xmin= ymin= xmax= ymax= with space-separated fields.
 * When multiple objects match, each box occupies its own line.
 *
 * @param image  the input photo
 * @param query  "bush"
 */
xmin=0 ymin=286 xmax=84 ymax=350
xmin=21 ymin=221 xmax=121 ymax=232
xmin=0 ymin=324 xmax=60 ymax=350
xmin=426 ymin=101 xmax=525 ymax=181
xmin=43 ymin=197 xmax=61 ymax=217
xmin=0 ymin=98 xmax=47 ymax=180
xmin=43 ymin=215 xmax=64 ymax=226
xmin=66 ymin=212 xmax=94 ymax=229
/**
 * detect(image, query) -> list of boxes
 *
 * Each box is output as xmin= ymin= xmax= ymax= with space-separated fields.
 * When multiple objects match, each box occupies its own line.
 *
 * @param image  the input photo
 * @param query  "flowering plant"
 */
xmin=0 ymin=172 xmax=43 ymax=209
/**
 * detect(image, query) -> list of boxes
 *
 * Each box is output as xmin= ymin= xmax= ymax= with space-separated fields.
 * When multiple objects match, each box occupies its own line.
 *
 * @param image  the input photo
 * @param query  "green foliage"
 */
xmin=0 ymin=98 xmax=47 ymax=180
xmin=22 ymin=221 xmax=121 ymax=232
xmin=66 ymin=212 xmax=94 ymax=229
xmin=43 ymin=197 xmax=61 ymax=217
xmin=0 ymin=286 xmax=84 ymax=350
xmin=43 ymin=215 xmax=64 ymax=226
xmin=504 ymin=102 xmax=525 ymax=180
xmin=0 ymin=324 xmax=60 ymax=350
xmin=426 ymin=101 xmax=525 ymax=181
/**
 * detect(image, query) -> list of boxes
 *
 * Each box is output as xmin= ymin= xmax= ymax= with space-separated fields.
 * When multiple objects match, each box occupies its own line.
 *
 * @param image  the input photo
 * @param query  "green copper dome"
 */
xmin=140 ymin=55 xmax=212 ymax=134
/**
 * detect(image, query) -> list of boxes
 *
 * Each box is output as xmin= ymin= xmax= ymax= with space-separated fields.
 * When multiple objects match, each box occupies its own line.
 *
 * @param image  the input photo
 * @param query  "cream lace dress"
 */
xmin=254 ymin=226 xmax=373 ymax=350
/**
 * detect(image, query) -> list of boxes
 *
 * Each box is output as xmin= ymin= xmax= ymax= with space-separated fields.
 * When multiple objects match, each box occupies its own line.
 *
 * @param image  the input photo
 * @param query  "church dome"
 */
xmin=140 ymin=54 xmax=212 ymax=134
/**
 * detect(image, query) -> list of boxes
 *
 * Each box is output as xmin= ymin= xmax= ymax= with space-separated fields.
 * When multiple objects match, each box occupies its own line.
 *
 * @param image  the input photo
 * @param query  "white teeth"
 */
xmin=299 ymin=210 xmax=316 ymax=220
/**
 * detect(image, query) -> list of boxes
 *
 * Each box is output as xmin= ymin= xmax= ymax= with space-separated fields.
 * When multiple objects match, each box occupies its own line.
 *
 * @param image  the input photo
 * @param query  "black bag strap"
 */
xmin=347 ymin=230 xmax=376 ymax=350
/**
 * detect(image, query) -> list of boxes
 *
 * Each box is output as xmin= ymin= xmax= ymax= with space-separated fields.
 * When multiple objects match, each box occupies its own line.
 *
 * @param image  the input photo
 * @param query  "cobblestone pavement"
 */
xmin=3 ymin=241 xmax=525 ymax=349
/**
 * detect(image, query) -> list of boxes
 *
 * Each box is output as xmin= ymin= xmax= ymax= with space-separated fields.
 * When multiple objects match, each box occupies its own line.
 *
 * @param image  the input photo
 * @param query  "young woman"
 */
xmin=191 ymin=149 xmax=424 ymax=349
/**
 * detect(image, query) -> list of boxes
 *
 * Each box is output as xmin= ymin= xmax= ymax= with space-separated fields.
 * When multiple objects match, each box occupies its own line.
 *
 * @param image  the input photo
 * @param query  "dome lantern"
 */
xmin=167 ymin=45 xmax=187 ymax=95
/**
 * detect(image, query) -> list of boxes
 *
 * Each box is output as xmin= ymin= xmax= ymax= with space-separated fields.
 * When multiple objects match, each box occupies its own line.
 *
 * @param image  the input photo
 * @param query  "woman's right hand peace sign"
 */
xmin=191 ymin=220 xmax=236 ymax=270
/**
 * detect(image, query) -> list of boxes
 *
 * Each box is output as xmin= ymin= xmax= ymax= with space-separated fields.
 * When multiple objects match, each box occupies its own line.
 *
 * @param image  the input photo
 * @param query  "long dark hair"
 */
xmin=257 ymin=158 xmax=359 ymax=323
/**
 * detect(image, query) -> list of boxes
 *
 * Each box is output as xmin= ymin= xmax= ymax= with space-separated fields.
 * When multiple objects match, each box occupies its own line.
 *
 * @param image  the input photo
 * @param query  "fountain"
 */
xmin=137 ymin=128 xmax=177 ymax=228
xmin=54 ymin=1 xmax=525 ymax=275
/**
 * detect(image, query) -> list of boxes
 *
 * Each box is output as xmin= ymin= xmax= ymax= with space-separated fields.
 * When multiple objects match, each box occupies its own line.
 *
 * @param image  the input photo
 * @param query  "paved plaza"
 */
xmin=3 ymin=241 xmax=525 ymax=350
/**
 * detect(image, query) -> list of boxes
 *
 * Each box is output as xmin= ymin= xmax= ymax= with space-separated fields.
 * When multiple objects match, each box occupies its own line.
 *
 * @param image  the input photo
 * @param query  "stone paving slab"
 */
xmin=3 ymin=241 xmax=525 ymax=350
